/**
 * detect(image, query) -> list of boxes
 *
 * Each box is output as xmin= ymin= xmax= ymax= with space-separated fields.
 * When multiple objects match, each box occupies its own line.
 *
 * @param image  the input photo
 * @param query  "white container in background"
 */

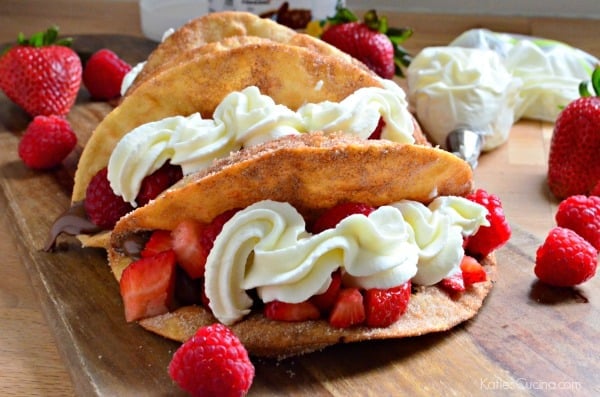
xmin=139 ymin=0 xmax=210 ymax=41
xmin=208 ymin=0 xmax=342 ymax=21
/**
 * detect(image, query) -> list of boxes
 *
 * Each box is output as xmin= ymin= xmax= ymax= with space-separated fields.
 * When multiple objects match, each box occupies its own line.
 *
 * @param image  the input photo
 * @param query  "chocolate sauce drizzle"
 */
xmin=44 ymin=202 xmax=101 ymax=252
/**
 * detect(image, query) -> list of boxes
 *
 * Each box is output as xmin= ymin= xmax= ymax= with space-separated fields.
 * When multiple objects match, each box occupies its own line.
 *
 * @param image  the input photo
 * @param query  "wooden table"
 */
xmin=1 ymin=2 xmax=598 ymax=396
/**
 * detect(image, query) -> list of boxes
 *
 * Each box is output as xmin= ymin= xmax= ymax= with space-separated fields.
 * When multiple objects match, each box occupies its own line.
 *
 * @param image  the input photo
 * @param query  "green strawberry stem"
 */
xmin=325 ymin=3 xmax=413 ymax=78
xmin=2 ymin=25 xmax=73 ymax=56
xmin=578 ymin=66 xmax=600 ymax=97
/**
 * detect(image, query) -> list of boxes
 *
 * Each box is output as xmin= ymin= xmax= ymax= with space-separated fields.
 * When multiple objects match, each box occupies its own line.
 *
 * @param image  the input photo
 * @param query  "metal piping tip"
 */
xmin=446 ymin=128 xmax=483 ymax=169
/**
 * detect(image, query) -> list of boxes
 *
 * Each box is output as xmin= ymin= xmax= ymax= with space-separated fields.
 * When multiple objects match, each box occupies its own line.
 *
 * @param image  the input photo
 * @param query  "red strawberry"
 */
xmin=18 ymin=115 xmax=77 ymax=169
xmin=141 ymin=229 xmax=172 ymax=258
xmin=319 ymin=8 xmax=413 ymax=79
xmin=264 ymin=300 xmax=321 ymax=322
xmin=534 ymin=227 xmax=598 ymax=287
xmin=465 ymin=189 xmax=511 ymax=258
xmin=0 ymin=26 xmax=81 ymax=116
xmin=309 ymin=270 xmax=342 ymax=312
xmin=83 ymin=48 xmax=132 ymax=100
xmin=555 ymin=195 xmax=600 ymax=250
xmin=322 ymin=22 xmax=394 ymax=79
xmin=364 ymin=281 xmax=411 ymax=328
xmin=84 ymin=167 xmax=134 ymax=229
xmin=119 ymin=250 xmax=177 ymax=322
xmin=171 ymin=210 xmax=237 ymax=279
xmin=460 ymin=255 xmax=487 ymax=286
xmin=171 ymin=220 xmax=208 ymax=279
xmin=440 ymin=271 xmax=465 ymax=294
xmin=548 ymin=67 xmax=600 ymax=199
xmin=312 ymin=202 xmax=375 ymax=233
xmin=168 ymin=323 xmax=254 ymax=397
xmin=135 ymin=162 xmax=183 ymax=206
xmin=329 ymin=288 xmax=366 ymax=328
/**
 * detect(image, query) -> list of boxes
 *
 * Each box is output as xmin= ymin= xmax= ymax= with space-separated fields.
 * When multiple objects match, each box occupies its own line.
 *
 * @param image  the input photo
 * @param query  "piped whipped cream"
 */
xmin=107 ymin=84 xmax=415 ymax=206
xmin=205 ymin=197 xmax=488 ymax=325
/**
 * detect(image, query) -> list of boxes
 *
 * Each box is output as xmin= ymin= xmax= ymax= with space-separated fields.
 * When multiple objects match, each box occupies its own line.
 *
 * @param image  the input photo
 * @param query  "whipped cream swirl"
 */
xmin=107 ymin=84 xmax=415 ymax=205
xmin=205 ymin=197 xmax=488 ymax=325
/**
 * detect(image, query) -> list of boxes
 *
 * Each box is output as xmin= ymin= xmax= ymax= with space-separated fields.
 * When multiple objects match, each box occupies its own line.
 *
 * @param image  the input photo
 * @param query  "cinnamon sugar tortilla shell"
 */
xmin=106 ymin=132 xmax=489 ymax=358
xmin=109 ymin=132 xmax=473 ymax=276
xmin=140 ymin=254 xmax=496 ymax=358
xmin=72 ymin=41 xmax=387 ymax=204
xmin=127 ymin=11 xmax=371 ymax=94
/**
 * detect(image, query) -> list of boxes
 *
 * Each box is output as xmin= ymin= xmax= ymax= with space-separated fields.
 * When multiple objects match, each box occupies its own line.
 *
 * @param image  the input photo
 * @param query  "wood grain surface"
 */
xmin=1 ymin=4 xmax=600 ymax=396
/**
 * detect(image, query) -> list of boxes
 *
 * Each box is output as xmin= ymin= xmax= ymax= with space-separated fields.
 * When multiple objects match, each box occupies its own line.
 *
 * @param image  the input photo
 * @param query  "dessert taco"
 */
xmin=108 ymin=132 xmax=501 ymax=358
xmin=62 ymin=38 xmax=424 ymax=249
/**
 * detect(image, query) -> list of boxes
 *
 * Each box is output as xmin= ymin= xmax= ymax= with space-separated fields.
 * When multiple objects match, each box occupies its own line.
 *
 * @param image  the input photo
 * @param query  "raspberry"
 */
xmin=535 ymin=227 xmax=598 ymax=287
xmin=465 ymin=189 xmax=511 ymax=257
xmin=83 ymin=48 xmax=132 ymax=100
xmin=18 ymin=115 xmax=77 ymax=169
xmin=168 ymin=323 xmax=254 ymax=397
xmin=135 ymin=162 xmax=183 ymax=206
xmin=555 ymin=195 xmax=600 ymax=250
xmin=84 ymin=167 xmax=133 ymax=229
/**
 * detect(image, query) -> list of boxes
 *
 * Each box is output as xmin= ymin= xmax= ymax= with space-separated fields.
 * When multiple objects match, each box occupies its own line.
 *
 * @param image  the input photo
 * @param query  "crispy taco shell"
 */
xmin=127 ymin=11 xmax=371 ymax=94
xmin=107 ymin=132 xmax=493 ymax=358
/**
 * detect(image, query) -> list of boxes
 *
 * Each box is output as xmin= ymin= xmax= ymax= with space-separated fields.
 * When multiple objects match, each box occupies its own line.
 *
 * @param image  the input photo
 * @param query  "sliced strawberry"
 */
xmin=312 ymin=202 xmax=375 ymax=233
xmin=140 ymin=229 xmax=172 ymax=258
xmin=364 ymin=281 xmax=411 ymax=328
xmin=171 ymin=210 xmax=238 ymax=279
xmin=440 ymin=272 xmax=466 ymax=294
xmin=329 ymin=288 xmax=366 ymax=328
xmin=119 ymin=250 xmax=177 ymax=322
xmin=264 ymin=300 xmax=321 ymax=322
xmin=460 ymin=255 xmax=487 ymax=286
xmin=171 ymin=220 xmax=208 ymax=279
xmin=309 ymin=270 xmax=342 ymax=313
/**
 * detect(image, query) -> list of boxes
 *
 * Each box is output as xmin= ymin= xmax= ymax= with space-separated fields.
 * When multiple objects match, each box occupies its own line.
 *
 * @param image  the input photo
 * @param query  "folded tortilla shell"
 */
xmin=127 ymin=11 xmax=371 ymax=94
xmin=107 ymin=132 xmax=492 ymax=358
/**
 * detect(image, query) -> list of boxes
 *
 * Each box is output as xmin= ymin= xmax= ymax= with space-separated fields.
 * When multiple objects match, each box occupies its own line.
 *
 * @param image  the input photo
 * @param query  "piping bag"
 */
xmin=406 ymin=29 xmax=599 ymax=168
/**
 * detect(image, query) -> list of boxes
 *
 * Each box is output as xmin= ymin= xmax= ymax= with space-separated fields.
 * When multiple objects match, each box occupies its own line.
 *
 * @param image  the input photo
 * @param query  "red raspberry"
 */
xmin=135 ymin=162 xmax=183 ymax=206
xmin=168 ymin=323 xmax=254 ymax=397
xmin=555 ymin=195 xmax=600 ymax=250
xmin=465 ymin=189 xmax=511 ymax=257
xmin=18 ymin=115 xmax=77 ymax=169
xmin=84 ymin=167 xmax=133 ymax=229
xmin=83 ymin=48 xmax=132 ymax=100
xmin=535 ymin=227 xmax=598 ymax=287
xmin=312 ymin=202 xmax=375 ymax=233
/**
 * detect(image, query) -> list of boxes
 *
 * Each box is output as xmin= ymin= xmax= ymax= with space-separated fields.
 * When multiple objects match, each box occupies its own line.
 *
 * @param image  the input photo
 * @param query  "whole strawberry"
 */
xmin=534 ymin=227 xmax=598 ymax=287
xmin=18 ymin=115 xmax=77 ymax=169
xmin=319 ymin=8 xmax=413 ymax=79
xmin=83 ymin=48 xmax=132 ymax=100
xmin=547 ymin=67 xmax=600 ymax=199
xmin=168 ymin=323 xmax=255 ymax=397
xmin=0 ymin=26 xmax=82 ymax=117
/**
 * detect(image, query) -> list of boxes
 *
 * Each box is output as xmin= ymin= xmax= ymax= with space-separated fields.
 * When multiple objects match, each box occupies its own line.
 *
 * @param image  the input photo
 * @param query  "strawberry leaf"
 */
xmin=15 ymin=25 xmax=73 ymax=48
xmin=578 ymin=66 xmax=600 ymax=97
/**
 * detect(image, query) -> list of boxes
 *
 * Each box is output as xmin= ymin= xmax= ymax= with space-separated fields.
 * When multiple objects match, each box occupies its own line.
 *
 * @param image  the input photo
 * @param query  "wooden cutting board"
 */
xmin=1 ymin=35 xmax=599 ymax=396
